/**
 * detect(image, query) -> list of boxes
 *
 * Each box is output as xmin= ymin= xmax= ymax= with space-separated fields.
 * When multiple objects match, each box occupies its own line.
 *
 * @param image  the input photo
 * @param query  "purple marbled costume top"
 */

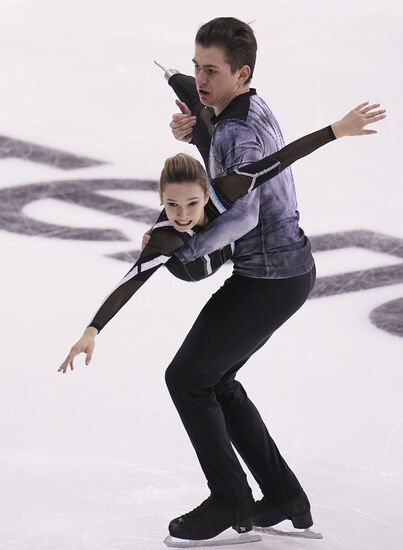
xmin=175 ymin=89 xmax=315 ymax=278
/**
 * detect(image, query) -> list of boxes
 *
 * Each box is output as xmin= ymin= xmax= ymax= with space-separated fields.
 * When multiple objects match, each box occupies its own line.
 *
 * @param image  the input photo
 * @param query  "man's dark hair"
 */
xmin=195 ymin=17 xmax=257 ymax=84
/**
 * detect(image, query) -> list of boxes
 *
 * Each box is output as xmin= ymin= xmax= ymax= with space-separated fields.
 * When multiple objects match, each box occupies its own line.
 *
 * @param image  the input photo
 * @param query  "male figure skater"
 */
xmin=158 ymin=17 xmax=316 ymax=542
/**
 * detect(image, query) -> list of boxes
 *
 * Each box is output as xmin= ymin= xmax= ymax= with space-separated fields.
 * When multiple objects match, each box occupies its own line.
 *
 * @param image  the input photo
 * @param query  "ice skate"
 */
xmin=253 ymin=491 xmax=323 ymax=539
xmin=164 ymin=495 xmax=261 ymax=548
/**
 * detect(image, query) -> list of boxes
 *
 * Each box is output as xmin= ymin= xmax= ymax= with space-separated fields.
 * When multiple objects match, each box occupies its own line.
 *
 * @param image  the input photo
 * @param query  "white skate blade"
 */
xmin=254 ymin=526 xmax=323 ymax=539
xmin=164 ymin=532 xmax=262 ymax=548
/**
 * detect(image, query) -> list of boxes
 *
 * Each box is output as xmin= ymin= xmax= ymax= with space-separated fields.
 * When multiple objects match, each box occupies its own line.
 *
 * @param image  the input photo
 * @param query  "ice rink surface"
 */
xmin=0 ymin=1 xmax=402 ymax=549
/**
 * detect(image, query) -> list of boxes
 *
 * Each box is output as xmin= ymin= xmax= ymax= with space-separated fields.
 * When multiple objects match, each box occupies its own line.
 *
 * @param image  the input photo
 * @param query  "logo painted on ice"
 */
xmin=0 ymin=134 xmax=402 ymax=338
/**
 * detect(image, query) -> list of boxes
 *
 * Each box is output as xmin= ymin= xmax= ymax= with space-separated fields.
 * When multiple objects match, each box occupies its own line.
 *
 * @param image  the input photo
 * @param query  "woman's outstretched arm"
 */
xmin=175 ymin=102 xmax=386 ymax=263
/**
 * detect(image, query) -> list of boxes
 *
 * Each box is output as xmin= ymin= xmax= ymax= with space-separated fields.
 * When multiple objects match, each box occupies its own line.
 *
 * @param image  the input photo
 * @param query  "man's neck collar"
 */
xmin=211 ymin=88 xmax=256 ymax=125
xmin=214 ymin=86 xmax=251 ymax=117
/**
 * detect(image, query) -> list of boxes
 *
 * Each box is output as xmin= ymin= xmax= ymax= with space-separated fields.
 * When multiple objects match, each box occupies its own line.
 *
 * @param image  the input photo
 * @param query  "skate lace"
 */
xmin=180 ymin=496 xmax=216 ymax=524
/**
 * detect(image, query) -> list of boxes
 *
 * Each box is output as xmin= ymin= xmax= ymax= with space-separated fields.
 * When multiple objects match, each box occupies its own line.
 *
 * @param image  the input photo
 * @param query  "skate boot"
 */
xmin=253 ymin=491 xmax=322 ymax=540
xmin=164 ymin=494 xmax=262 ymax=547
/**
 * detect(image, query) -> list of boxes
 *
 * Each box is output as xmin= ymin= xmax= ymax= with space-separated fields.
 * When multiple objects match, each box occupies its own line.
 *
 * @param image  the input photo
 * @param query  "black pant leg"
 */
xmin=165 ymin=277 xmax=256 ymax=505
xmin=214 ymin=268 xmax=316 ymax=504
xmin=216 ymin=374 xmax=302 ymax=503
xmin=165 ymin=267 xmax=315 ymax=506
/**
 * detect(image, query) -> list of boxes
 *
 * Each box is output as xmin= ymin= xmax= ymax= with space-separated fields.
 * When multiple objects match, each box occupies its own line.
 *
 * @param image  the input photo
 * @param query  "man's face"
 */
xmin=193 ymin=44 xmax=249 ymax=114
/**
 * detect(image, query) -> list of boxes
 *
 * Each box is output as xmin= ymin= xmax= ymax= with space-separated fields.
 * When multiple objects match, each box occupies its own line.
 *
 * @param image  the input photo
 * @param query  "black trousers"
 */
xmin=165 ymin=266 xmax=316 ymax=508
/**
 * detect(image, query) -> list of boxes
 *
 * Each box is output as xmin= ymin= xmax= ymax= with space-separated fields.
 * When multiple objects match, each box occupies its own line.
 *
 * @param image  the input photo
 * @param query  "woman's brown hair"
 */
xmin=160 ymin=153 xmax=209 ymax=194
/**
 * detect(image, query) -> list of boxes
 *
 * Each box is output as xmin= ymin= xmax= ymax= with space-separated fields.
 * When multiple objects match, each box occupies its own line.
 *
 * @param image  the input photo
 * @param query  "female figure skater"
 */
xmin=58 ymin=103 xmax=379 ymax=347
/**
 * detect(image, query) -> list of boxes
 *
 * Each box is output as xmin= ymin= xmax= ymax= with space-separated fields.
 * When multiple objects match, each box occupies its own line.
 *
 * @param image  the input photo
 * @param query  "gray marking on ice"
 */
xmin=0 ymin=135 xmax=106 ymax=169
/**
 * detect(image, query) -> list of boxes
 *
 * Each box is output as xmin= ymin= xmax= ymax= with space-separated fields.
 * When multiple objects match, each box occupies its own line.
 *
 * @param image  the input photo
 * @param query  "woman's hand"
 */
xmin=58 ymin=327 xmax=98 ymax=373
xmin=331 ymin=102 xmax=386 ymax=138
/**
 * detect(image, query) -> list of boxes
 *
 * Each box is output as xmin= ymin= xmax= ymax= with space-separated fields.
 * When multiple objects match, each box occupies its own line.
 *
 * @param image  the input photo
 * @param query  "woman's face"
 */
xmin=161 ymin=181 xmax=209 ymax=232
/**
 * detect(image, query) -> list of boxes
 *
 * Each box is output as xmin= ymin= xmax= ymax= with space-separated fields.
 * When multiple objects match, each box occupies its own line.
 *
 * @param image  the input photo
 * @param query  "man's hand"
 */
xmin=142 ymin=226 xmax=153 ymax=250
xmin=331 ymin=102 xmax=386 ymax=138
xmin=170 ymin=99 xmax=197 ymax=143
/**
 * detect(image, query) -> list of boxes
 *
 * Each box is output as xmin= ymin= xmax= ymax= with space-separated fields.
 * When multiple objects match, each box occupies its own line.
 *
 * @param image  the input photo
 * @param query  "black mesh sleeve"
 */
xmin=88 ymin=264 xmax=161 ymax=333
xmin=87 ymin=209 xmax=189 ymax=333
xmin=212 ymin=126 xmax=336 ymax=206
